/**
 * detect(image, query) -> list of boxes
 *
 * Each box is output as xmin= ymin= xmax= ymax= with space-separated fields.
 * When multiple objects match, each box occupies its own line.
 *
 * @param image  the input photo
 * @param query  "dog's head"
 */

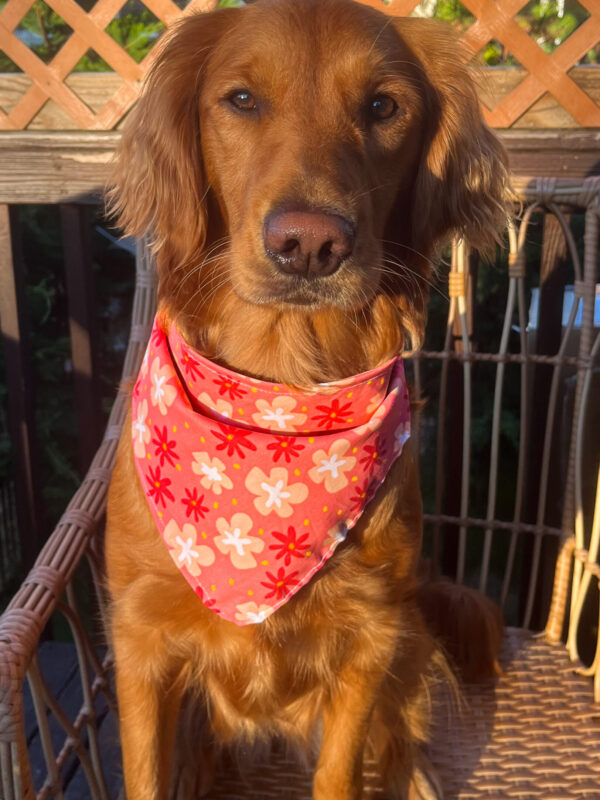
xmin=108 ymin=0 xmax=509 ymax=383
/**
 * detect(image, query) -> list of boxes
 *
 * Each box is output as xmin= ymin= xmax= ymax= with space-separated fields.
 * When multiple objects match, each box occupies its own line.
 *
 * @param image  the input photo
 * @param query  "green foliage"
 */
xmin=481 ymin=41 xmax=520 ymax=67
xmin=76 ymin=4 xmax=166 ymax=71
xmin=516 ymin=1 xmax=579 ymax=56
xmin=413 ymin=0 xmax=596 ymax=65
xmin=1 ymin=0 xmax=596 ymax=74
xmin=430 ymin=0 xmax=475 ymax=32
xmin=0 ymin=0 xmax=244 ymax=72
xmin=0 ymin=0 xmax=73 ymax=69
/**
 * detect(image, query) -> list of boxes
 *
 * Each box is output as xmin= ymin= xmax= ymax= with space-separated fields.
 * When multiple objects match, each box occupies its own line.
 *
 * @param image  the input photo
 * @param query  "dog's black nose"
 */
xmin=263 ymin=209 xmax=355 ymax=278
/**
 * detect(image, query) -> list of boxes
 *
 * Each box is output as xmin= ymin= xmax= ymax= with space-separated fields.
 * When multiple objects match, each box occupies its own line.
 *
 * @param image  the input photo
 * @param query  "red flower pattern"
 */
xmin=181 ymin=487 xmax=209 ymax=522
xmin=194 ymin=585 xmax=220 ymax=614
xmin=350 ymin=480 xmax=370 ymax=515
xmin=266 ymin=436 xmax=305 ymax=463
xmin=152 ymin=425 xmax=180 ymax=467
xmin=359 ymin=435 xmax=387 ymax=475
xmin=213 ymin=375 xmax=247 ymax=401
xmin=145 ymin=465 xmax=174 ymax=508
xmin=312 ymin=398 xmax=353 ymax=430
xmin=180 ymin=343 xmax=205 ymax=381
xmin=261 ymin=567 xmax=300 ymax=600
xmin=210 ymin=423 xmax=257 ymax=458
xmin=133 ymin=318 xmax=412 ymax=625
xmin=269 ymin=525 xmax=311 ymax=566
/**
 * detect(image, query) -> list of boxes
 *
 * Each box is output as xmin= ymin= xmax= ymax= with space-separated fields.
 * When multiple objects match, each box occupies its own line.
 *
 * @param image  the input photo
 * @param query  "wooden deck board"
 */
xmin=1 ymin=130 xmax=600 ymax=205
xmin=64 ymin=706 xmax=122 ymax=800
xmin=24 ymin=641 xmax=122 ymax=799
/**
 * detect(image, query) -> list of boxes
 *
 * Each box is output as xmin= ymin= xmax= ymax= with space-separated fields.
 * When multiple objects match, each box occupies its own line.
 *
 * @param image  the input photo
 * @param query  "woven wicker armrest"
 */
xmin=0 ymin=240 xmax=156 ymax=800
xmin=0 ymin=420 xmax=120 ymax=793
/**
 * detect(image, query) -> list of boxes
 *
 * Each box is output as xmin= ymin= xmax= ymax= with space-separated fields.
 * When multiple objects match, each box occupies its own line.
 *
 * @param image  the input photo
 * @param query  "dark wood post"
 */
xmin=60 ymin=204 xmax=102 ymax=474
xmin=0 ymin=204 xmax=45 ymax=569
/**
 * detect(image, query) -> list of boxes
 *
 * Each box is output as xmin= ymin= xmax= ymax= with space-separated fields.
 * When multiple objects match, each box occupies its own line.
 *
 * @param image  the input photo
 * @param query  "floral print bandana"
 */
xmin=131 ymin=316 xmax=411 ymax=626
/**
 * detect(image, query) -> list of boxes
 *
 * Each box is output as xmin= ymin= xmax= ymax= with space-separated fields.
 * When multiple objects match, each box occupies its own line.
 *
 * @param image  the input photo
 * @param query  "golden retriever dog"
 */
xmin=105 ymin=0 xmax=508 ymax=797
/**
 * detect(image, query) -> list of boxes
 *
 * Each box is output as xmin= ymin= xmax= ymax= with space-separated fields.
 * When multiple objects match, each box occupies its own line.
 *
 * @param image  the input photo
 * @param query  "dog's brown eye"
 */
xmin=228 ymin=90 xmax=257 ymax=112
xmin=369 ymin=94 xmax=397 ymax=121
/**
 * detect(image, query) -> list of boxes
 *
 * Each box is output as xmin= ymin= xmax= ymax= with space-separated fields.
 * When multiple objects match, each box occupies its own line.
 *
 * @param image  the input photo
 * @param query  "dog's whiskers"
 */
xmin=172 ymin=239 xmax=232 ymax=303
xmin=173 ymin=236 xmax=231 ymax=279
xmin=379 ymin=257 xmax=448 ymax=301
xmin=177 ymin=264 xmax=232 ymax=320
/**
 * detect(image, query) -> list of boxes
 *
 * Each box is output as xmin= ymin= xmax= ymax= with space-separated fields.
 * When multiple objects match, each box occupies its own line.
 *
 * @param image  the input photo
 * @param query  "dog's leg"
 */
xmin=408 ymin=751 xmax=443 ymax=800
xmin=113 ymin=621 xmax=185 ymax=799
xmin=169 ymin=692 xmax=217 ymax=799
xmin=313 ymin=668 xmax=382 ymax=800
xmin=369 ymin=629 xmax=444 ymax=800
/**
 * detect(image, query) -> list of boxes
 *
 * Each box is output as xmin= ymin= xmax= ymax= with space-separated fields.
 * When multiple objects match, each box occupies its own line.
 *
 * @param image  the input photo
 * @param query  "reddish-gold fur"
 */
xmin=105 ymin=1 xmax=508 ymax=797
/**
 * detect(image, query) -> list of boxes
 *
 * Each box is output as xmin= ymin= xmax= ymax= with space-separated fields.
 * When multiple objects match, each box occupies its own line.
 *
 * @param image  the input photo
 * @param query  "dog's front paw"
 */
xmin=408 ymin=752 xmax=443 ymax=800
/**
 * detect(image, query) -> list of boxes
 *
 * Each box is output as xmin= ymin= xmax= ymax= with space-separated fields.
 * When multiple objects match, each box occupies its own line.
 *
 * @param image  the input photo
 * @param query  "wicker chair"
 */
xmin=1 ymin=176 xmax=599 ymax=799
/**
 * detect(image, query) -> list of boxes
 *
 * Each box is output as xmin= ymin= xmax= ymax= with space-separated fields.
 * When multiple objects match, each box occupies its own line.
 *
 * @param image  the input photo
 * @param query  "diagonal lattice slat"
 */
xmin=482 ymin=17 xmax=600 ymax=127
xmin=90 ymin=0 xmax=221 ymax=130
xmin=0 ymin=0 xmax=599 ymax=130
xmin=460 ymin=0 xmax=600 ymax=127
xmin=43 ymin=0 xmax=143 ymax=81
xmin=0 ymin=0 xmax=219 ymax=130
xmin=0 ymin=13 xmax=98 ymax=128
xmin=358 ymin=0 xmax=600 ymax=129
xmin=5 ymin=0 xmax=133 ymax=130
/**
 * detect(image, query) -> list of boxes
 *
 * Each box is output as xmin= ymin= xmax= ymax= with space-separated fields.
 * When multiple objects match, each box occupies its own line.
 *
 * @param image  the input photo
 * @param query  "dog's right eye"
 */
xmin=369 ymin=94 xmax=398 ymax=122
xmin=227 ymin=90 xmax=257 ymax=112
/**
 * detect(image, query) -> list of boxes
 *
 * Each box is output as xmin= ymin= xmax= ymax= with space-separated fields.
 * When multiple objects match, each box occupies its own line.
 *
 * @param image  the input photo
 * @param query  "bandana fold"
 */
xmin=131 ymin=316 xmax=410 ymax=625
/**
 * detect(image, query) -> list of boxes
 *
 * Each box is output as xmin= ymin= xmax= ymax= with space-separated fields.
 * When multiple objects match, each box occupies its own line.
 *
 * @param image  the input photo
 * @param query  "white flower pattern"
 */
xmin=308 ymin=439 xmax=356 ymax=493
xmin=215 ymin=513 xmax=264 ymax=569
xmin=163 ymin=520 xmax=215 ymax=578
xmin=260 ymin=479 xmax=291 ymax=510
xmin=191 ymin=452 xmax=233 ymax=494
xmin=132 ymin=318 xmax=411 ymax=626
xmin=317 ymin=453 xmax=347 ymax=479
xmin=132 ymin=399 xmax=151 ymax=458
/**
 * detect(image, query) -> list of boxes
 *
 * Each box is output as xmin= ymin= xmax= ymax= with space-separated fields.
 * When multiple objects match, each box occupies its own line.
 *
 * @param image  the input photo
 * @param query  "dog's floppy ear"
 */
xmin=106 ymin=9 xmax=236 ymax=267
xmin=395 ymin=19 xmax=511 ymax=255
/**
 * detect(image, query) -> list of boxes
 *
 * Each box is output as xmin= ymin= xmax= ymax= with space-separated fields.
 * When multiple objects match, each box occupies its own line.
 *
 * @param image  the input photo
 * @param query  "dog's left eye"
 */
xmin=369 ymin=94 xmax=397 ymax=122
xmin=227 ymin=90 xmax=257 ymax=112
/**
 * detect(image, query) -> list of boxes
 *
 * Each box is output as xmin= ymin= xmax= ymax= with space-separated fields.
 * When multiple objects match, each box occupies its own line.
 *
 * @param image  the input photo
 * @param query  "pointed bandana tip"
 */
xmin=132 ymin=316 xmax=411 ymax=626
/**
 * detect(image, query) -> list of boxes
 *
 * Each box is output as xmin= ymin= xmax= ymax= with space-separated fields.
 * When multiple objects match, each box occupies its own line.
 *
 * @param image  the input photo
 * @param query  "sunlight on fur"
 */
xmin=104 ymin=1 xmax=509 ymax=798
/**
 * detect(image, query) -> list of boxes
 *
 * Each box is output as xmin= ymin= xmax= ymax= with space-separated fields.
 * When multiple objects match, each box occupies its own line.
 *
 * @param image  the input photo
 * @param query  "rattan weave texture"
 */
xmin=203 ymin=744 xmax=386 ymax=799
xmin=202 ymin=629 xmax=600 ymax=800
xmin=430 ymin=629 xmax=600 ymax=800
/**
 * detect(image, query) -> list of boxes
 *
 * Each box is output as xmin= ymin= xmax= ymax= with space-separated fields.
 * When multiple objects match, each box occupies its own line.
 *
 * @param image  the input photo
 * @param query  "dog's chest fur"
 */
xmin=107 ymin=425 xmax=419 ymax=741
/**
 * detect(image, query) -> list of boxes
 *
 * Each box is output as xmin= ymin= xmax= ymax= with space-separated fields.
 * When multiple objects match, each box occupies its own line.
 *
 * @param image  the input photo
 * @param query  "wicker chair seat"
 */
xmin=430 ymin=628 xmax=600 ymax=800
xmin=201 ymin=629 xmax=600 ymax=800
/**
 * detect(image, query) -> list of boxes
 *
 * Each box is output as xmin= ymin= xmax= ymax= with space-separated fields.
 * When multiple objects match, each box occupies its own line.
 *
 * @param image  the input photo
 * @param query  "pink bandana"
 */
xmin=131 ymin=316 xmax=411 ymax=625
